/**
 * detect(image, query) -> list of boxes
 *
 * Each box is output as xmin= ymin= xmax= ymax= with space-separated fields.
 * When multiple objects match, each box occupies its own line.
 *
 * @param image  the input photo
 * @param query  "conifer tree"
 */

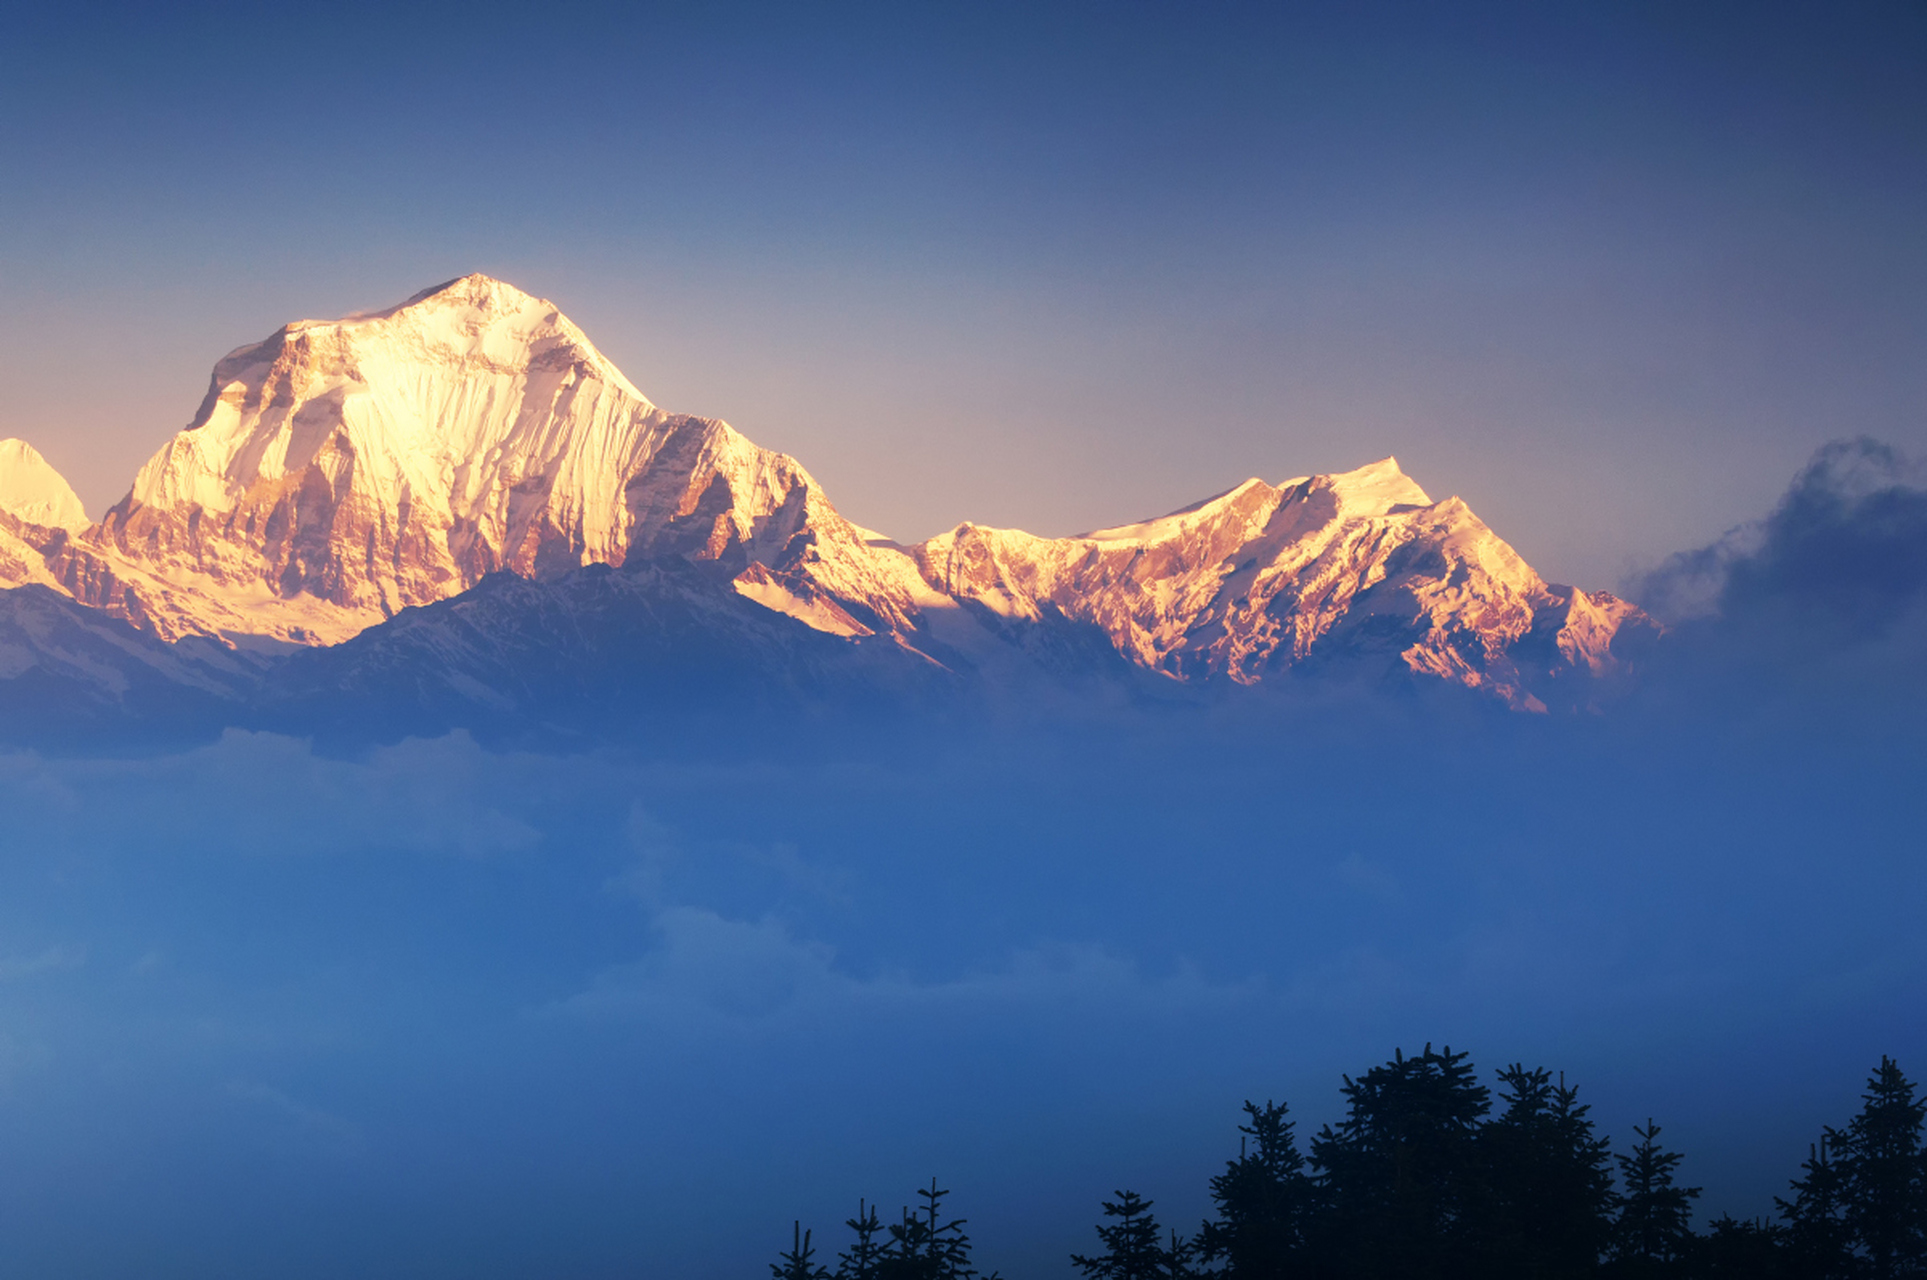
xmin=1072 ymin=1190 xmax=1181 ymax=1280
xmin=1308 ymin=1043 xmax=1493 ymax=1279
xmin=1834 ymin=1056 xmax=1926 ymax=1279
xmin=882 ymin=1204 xmax=936 ymax=1280
xmin=878 ymin=1179 xmax=997 ymax=1280
xmin=838 ymin=1199 xmax=886 ymax=1280
xmin=773 ymin=1220 xmax=833 ymax=1280
xmin=1777 ymin=1135 xmax=1854 ymax=1280
xmin=1607 ymin=1120 xmax=1700 ymax=1278
xmin=1689 ymin=1214 xmax=1787 ymax=1279
xmin=1162 ymin=1227 xmax=1198 ymax=1280
xmin=1481 ymin=1064 xmax=1618 ymax=1279
xmin=1196 ymin=1099 xmax=1313 ymax=1277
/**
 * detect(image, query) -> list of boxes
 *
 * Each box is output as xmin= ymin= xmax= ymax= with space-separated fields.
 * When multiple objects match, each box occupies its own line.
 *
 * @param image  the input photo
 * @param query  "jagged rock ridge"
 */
xmin=0 ymin=275 xmax=1656 ymax=711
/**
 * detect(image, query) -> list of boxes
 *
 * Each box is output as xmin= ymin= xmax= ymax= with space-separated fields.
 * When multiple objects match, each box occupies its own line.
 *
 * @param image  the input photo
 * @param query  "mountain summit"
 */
xmin=0 ymin=439 xmax=87 ymax=530
xmin=0 ymin=276 xmax=1655 ymax=711
xmin=46 ymin=274 xmax=901 ymax=644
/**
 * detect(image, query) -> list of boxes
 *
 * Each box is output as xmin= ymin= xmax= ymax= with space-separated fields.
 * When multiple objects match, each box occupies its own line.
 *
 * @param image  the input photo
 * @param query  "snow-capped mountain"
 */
xmin=911 ymin=459 xmax=1652 ymax=709
xmin=36 ymin=275 xmax=929 ymax=646
xmin=0 ymin=275 xmax=1656 ymax=719
xmin=0 ymin=440 xmax=87 ymax=530
xmin=0 ymin=440 xmax=89 ymax=600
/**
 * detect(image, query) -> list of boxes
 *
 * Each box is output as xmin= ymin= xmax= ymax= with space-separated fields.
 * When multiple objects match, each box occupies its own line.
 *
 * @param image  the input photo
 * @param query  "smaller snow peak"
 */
xmin=283 ymin=274 xmax=557 ymax=337
xmin=377 ymin=274 xmax=554 ymax=335
xmin=244 ymin=274 xmax=649 ymax=405
xmin=1321 ymin=456 xmax=1432 ymax=516
xmin=0 ymin=439 xmax=87 ymax=529
xmin=403 ymin=276 xmax=475 ymax=307
xmin=399 ymin=272 xmax=540 ymax=313
xmin=1078 ymin=478 xmax=1276 ymax=543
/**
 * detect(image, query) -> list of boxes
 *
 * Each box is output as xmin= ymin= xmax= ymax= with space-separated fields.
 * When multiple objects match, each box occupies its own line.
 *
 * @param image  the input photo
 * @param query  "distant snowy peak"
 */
xmin=904 ymin=458 xmax=1648 ymax=709
xmin=56 ymin=274 xmax=887 ymax=643
xmin=116 ymin=272 xmax=664 ymax=568
xmin=9 ymin=274 xmax=1655 ymax=707
xmin=0 ymin=439 xmax=87 ymax=530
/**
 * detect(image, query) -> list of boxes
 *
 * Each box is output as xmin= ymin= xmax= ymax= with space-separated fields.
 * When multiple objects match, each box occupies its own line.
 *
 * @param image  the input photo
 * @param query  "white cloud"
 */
xmin=555 ymin=904 xmax=1259 ymax=1031
xmin=0 ymin=729 xmax=590 ymax=858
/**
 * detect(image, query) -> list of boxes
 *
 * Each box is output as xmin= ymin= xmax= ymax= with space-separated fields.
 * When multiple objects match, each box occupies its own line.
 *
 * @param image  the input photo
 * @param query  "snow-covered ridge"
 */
xmin=0 ymin=440 xmax=88 ymax=530
xmin=0 ymin=275 xmax=1656 ymax=706
xmin=900 ymin=459 xmax=1643 ymax=708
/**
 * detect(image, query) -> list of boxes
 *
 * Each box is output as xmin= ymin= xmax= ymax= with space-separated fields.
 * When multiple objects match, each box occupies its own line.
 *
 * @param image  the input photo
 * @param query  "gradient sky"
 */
xmin=1 ymin=1 xmax=1923 ymax=589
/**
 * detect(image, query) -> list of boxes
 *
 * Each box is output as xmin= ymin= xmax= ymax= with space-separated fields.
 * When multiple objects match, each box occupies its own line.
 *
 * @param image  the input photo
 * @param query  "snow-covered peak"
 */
xmin=29 ymin=274 xmax=1653 ymax=708
xmin=1072 ymin=458 xmax=1429 ymax=544
xmin=1318 ymin=456 xmax=1432 ymax=516
xmin=1079 ymin=478 xmax=1278 ymax=543
xmin=0 ymin=439 xmax=87 ymax=529
xmin=305 ymin=273 xmax=644 ymax=398
xmin=890 ymin=450 xmax=1653 ymax=706
xmin=124 ymin=271 xmax=665 ymax=519
xmin=72 ymin=276 xmax=859 ymax=641
xmin=176 ymin=272 xmax=648 ymax=445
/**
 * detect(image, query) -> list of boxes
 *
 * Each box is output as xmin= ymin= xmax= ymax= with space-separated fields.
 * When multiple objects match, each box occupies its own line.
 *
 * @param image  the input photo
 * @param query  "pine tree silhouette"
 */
xmin=1196 ymin=1099 xmax=1312 ymax=1277
xmin=1826 ymin=1056 xmax=1919 ymax=1272
xmin=1690 ymin=1214 xmax=1788 ymax=1279
xmin=837 ymin=1199 xmax=886 ymax=1280
xmin=877 ymin=1179 xmax=997 ymax=1280
xmin=1072 ymin=1190 xmax=1179 ymax=1280
xmin=881 ymin=1204 xmax=935 ymax=1280
xmin=1607 ymin=1120 xmax=1700 ymax=1278
xmin=1777 ymin=1135 xmax=1854 ymax=1280
xmin=1481 ymin=1064 xmax=1618 ymax=1279
xmin=773 ymin=1046 xmax=1927 ymax=1280
xmin=1834 ymin=1056 xmax=1926 ymax=1279
xmin=1162 ymin=1226 xmax=1198 ymax=1280
xmin=773 ymin=1220 xmax=832 ymax=1280
xmin=1308 ymin=1043 xmax=1493 ymax=1280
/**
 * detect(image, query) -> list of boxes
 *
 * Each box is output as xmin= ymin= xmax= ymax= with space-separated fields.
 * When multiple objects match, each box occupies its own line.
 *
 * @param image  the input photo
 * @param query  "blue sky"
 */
xmin=1 ymin=1 xmax=1922 ymax=588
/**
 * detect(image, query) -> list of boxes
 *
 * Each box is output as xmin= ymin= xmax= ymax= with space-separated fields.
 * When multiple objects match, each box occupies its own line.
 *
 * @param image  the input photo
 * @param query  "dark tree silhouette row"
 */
xmin=774 ymin=1046 xmax=1926 ymax=1279
xmin=773 ymin=1178 xmax=1002 ymax=1280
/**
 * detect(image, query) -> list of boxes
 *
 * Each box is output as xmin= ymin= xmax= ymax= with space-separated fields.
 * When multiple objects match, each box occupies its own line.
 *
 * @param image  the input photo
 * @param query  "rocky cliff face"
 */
xmin=0 ymin=275 xmax=1656 ymax=707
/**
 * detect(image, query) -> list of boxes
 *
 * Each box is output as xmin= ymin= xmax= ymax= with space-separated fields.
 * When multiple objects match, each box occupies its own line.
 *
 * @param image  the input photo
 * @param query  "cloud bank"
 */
xmin=0 ymin=441 xmax=1916 ymax=1277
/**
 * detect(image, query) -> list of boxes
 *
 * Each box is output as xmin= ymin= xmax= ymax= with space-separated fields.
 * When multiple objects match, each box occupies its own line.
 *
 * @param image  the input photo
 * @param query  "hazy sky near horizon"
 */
xmin=1 ymin=0 xmax=1923 ymax=588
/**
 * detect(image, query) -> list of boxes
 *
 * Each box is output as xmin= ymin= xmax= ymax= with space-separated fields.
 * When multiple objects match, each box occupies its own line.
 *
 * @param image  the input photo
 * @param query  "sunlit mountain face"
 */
xmin=0 ymin=276 xmax=1661 ymax=741
xmin=0 ymin=278 xmax=1920 ymax=1280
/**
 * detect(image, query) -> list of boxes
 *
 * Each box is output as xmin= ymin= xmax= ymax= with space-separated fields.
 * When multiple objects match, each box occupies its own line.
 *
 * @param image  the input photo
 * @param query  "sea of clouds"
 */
xmin=0 ymin=441 xmax=1919 ymax=1277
